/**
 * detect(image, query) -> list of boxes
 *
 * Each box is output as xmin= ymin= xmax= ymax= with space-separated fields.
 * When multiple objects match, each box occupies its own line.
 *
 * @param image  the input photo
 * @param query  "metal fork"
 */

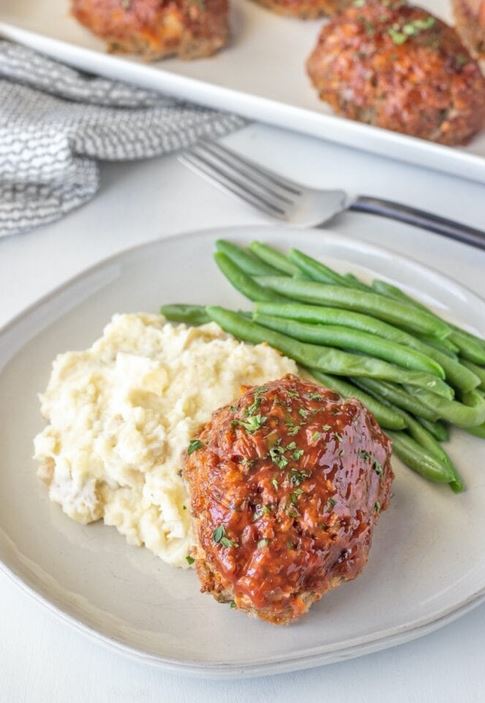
xmin=178 ymin=140 xmax=485 ymax=251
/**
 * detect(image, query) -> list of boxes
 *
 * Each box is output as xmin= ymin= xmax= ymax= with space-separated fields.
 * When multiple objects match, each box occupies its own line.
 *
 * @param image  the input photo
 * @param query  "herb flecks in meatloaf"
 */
xmin=184 ymin=375 xmax=393 ymax=624
xmin=307 ymin=0 xmax=485 ymax=145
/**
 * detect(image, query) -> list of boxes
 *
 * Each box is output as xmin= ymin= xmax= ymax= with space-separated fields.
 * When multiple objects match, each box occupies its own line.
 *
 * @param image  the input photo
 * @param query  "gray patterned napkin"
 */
xmin=0 ymin=40 xmax=245 ymax=237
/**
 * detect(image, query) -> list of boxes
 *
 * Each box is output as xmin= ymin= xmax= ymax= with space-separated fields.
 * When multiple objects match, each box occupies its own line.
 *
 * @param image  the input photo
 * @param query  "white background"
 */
xmin=1 ymin=123 xmax=485 ymax=702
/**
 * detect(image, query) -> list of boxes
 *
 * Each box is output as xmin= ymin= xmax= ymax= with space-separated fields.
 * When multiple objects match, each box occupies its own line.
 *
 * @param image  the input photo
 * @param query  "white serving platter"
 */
xmin=1 ymin=225 xmax=485 ymax=678
xmin=1 ymin=0 xmax=485 ymax=183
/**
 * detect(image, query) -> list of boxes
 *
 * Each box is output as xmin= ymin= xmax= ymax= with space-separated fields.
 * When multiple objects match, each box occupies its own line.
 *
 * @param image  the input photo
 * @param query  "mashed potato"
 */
xmin=34 ymin=313 xmax=297 ymax=568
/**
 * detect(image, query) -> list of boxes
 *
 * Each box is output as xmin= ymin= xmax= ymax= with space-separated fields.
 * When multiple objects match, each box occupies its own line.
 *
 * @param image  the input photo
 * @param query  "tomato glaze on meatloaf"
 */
xmin=71 ymin=0 xmax=229 ymax=60
xmin=184 ymin=375 xmax=393 ymax=624
xmin=306 ymin=0 xmax=485 ymax=145
xmin=250 ymin=0 xmax=351 ymax=19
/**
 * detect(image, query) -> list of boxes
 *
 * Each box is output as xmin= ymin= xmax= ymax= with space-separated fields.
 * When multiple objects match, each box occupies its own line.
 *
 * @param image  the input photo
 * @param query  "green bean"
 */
xmin=418 ymin=418 xmax=449 ymax=442
xmin=398 ymin=411 xmax=463 ymax=492
xmin=288 ymin=249 xmax=352 ymax=286
xmin=256 ymin=276 xmax=452 ymax=339
xmin=387 ymin=432 xmax=454 ymax=484
xmin=417 ymin=334 xmax=459 ymax=356
xmin=249 ymin=242 xmax=298 ymax=276
xmin=465 ymin=423 xmax=485 ymax=439
xmin=342 ymin=273 xmax=373 ymax=292
xmin=206 ymin=307 xmax=452 ymax=396
xmin=254 ymin=302 xmax=478 ymax=392
xmin=449 ymin=330 xmax=485 ymax=365
xmin=160 ymin=304 xmax=211 ymax=325
xmin=373 ymin=279 xmax=485 ymax=360
xmin=462 ymin=360 xmax=485 ymax=390
xmin=306 ymin=370 xmax=407 ymax=430
xmin=215 ymin=240 xmax=279 ymax=276
xmin=372 ymin=279 xmax=426 ymax=307
xmin=255 ymin=301 xmax=421 ymax=343
xmin=404 ymin=387 xmax=485 ymax=427
xmin=253 ymin=313 xmax=444 ymax=377
xmin=161 ymin=304 xmax=253 ymax=325
xmin=214 ymin=253 xmax=285 ymax=303
xmin=418 ymin=344 xmax=479 ymax=393
xmin=352 ymin=378 xmax=440 ymax=421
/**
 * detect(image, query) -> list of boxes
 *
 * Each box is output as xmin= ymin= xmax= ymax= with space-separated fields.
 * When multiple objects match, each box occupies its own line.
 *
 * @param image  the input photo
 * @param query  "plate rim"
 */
xmin=1 ymin=223 xmax=485 ymax=678
xmin=1 ymin=19 xmax=485 ymax=185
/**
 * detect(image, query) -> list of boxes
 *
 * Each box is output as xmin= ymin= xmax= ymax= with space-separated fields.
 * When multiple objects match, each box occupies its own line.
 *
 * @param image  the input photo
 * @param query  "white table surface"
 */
xmin=1 ymin=122 xmax=485 ymax=702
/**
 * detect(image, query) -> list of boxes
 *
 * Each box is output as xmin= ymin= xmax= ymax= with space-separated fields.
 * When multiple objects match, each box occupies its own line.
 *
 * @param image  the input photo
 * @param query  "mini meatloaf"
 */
xmin=71 ymin=0 xmax=229 ymax=60
xmin=306 ymin=0 xmax=485 ymax=145
xmin=184 ymin=375 xmax=393 ymax=624
xmin=250 ymin=0 xmax=350 ymax=20
xmin=452 ymin=0 xmax=485 ymax=58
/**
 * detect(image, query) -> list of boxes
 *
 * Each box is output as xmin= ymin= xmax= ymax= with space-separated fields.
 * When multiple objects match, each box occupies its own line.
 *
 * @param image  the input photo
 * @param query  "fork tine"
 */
xmin=196 ymin=141 xmax=296 ymax=205
xmin=200 ymin=140 xmax=302 ymax=196
xmin=179 ymin=151 xmax=288 ymax=218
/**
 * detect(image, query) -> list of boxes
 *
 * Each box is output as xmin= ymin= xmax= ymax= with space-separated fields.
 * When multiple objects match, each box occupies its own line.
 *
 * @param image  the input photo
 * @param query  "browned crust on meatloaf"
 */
xmin=71 ymin=0 xmax=229 ymax=60
xmin=306 ymin=0 xmax=485 ymax=145
xmin=184 ymin=375 xmax=393 ymax=625
xmin=452 ymin=0 xmax=485 ymax=58
xmin=251 ymin=0 xmax=350 ymax=19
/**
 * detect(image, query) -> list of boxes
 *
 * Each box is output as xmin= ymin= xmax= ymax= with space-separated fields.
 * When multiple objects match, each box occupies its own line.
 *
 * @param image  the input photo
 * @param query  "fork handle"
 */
xmin=349 ymin=196 xmax=485 ymax=251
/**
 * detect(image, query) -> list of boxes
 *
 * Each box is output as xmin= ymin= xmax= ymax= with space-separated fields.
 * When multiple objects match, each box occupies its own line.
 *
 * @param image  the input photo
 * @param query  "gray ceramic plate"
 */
xmin=1 ymin=226 xmax=485 ymax=678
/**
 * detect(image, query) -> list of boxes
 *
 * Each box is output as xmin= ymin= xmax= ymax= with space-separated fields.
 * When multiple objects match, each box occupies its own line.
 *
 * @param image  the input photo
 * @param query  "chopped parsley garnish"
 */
xmin=235 ymin=413 xmax=267 ymax=433
xmin=229 ymin=600 xmax=237 ymax=609
xmin=269 ymin=439 xmax=303 ymax=469
xmin=307 ymin=392 xmax=323 ymax=401
xmin=374 ymin=501 xmax=381 ymax=513
xmin=290 ymin=488 xmax=304 ymax=505
xmin=220 ymin=536 xmax=236 ymax=548
xmin=333 ymin=432 xmax=343 ymax=443
xmin=187 ymin=439 xmax=204 ymax=455
xmin=246 ymin=394 xmax=262 ymax=416
xmin=326 ymin=497 xmax=337 ymax=510
xmin=253 ymin=504 xmax=271 ymax=521
xmin=311 ymin=431 xmax=322 ymax=442
xmin=298 ymin=407 xmax=310 ymax=419
xmin=286 ymin=389 xmax=300 ymax=398
xmin=286 ymin=420 xmax=300 ymax=436
xmin=322 ymin=424 xmax=331 ymax=431
xmin=185 ymin=555 xmax=195 ymax=565
xmin=271 ymin=477 xmax=279 ymax=490
xmin=240 ymin=457 xmax=255 ymax=471
xmin=373 ymin=459 xmax=384 ymax=476
xmin=213 ymin=525 xmax=236 ymax=548
xmin=388 ymin=16 xmax=435 ymax=44
xmin=289 ymin=469 xmax=309 ymax=486
xmin=358 ymin=449 xmax=383 ymax=476
xmin=257 ymin=538 xmax=269 ymax=549
xmin=270 ymin=442 xmax=289 ymax=469
xmin=388 ymin=27 xmax=407 ymax=44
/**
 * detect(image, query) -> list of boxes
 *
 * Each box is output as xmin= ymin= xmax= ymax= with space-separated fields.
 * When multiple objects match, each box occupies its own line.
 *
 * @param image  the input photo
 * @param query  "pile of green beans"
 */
xmin=160 ymin=239 xmax=485 ymax=493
